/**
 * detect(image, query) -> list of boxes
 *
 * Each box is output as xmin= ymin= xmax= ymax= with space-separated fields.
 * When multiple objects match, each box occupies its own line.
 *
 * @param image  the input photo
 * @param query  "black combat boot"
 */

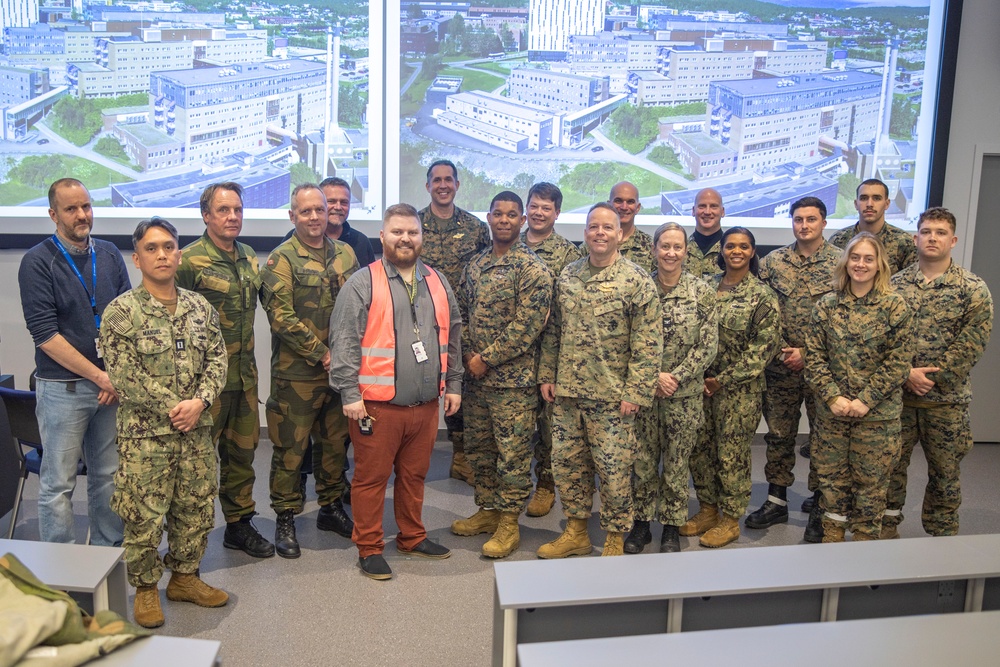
xmin=803 ymin=491 xmax=824 ymax=543
xmin=275 ymin=510 xmax=300 ymax=559
xmin=745 ymin=483 xmax=789 ymax=529
xmin=659 ymin=525 xmax=681 ymax=553
xmin=317 ymin=497 xmax=354 ymax=538
xmin=623 ymin=520 xmax=652 ymax=554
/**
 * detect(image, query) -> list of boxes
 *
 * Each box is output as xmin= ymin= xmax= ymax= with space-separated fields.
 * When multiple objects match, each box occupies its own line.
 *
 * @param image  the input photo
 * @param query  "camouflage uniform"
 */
xmin=759 ymin=241 xmax=840 ymax=491
xmin=619 ymin=228 xmax=654 ymax=274
xmin=691 ymin=275 xmax=780 ymax=519
xmin=684 ymin=234 xmax=721 ymax=282
xmin=176 ymin=232 xmax=262 ymax=522
xmin=538 ymin=255 xmax=663 ymax=531
xmin=633 ymin=272 xmax=718 ymax=526
xmin=260 ymin=234 xmax=358 ymax=513
xmin=804 ymin=289 xmax=912 ymax=539
xmin=521 ymin=230 xmax=584 ymax=492
xmin=886 ymin=262 xmax=993 ymax=535
xmin=418 ymin=205 xmax=491 ymax=454
xmin=459 ymin=240 xmax=552 ymax=513
xmin=830 ymin=222 xmax=917 ymax=274
xmin=100 ymin=285 xmax=228 ymax=587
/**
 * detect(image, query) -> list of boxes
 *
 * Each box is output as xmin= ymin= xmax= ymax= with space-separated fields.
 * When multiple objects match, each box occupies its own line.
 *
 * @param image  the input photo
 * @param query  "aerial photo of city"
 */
xmin=396 ymin=0 xmax=940 ymax=221
xmin=0 ymin=0 xmax=373 ymax=210
xmin=1 ymin=0 xmax=940 ymax=222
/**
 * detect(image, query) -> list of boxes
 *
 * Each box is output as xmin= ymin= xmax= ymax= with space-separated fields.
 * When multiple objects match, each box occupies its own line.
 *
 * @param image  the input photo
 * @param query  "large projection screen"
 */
xmin=0 ymin=1 xmax=962 ymax=246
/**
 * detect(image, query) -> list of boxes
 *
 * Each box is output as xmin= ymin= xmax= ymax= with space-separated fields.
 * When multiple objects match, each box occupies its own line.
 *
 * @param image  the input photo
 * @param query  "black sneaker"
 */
xmin=275 ymin=510 xmax=300 ymax=559
xmin=359 ymin=554 xmax=392 ymax=580
xmin=317 ymin=498 xmax=354 ymax=538
xmin=624 ymin=520 xmax=652 ymax=554
xmin=397 ymin=538 xmax=451 ymax=559
xmin=224 ymin=516 xmax=275 ymax=558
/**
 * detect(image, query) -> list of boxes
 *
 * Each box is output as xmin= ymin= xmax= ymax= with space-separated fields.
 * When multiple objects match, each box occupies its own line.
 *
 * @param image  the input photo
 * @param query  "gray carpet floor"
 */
xmin=8 ymin=435 xmax=1000 ymax=666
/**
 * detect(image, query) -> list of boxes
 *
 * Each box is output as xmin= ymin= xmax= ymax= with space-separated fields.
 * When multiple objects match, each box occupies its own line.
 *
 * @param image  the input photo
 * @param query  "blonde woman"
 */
xmin=804 ymin=232 xmax=912 ymax=542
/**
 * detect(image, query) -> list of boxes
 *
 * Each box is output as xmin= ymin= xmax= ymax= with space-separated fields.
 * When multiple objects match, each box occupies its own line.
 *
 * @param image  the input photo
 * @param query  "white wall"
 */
xmin=2 ymin=0 xmax=998 ymax=429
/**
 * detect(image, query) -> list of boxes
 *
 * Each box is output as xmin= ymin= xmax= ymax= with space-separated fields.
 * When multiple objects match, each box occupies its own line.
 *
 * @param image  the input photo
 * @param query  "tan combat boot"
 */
xmin=133 ymin=585 xmax=164 ymax=628
xmin=537 ymin=518 xmax=592 ymax=559
xmin=852 ymin=532 xmax=878 ymax=541
xmin=451 ymin=508 xmax=501 ymax=536
xmin=166 ymin=572 xmax=229 ymax=607
xmin=880 ymin=523 xmax=900 ymax=540
xmin=526 ymin=487 xmax=555 ymax=517
xmin=601 ymin=531 xmax=625 ymax=556
xmin=449 ymin=432 xmax=474 ymax=485
xmin=679 ymin=503 xmax=719 ymax=536
xmin=821 ymin=519 xmax=846 ymax=543
xmin=699 ymin=514 xmax=740 ymax=548
xmin=482 ymin=512 xmax=520 ymax=558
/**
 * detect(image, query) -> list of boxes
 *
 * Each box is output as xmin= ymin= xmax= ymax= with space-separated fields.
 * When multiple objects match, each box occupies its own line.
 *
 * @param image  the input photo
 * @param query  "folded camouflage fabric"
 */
xmin=0 ymin=553 xmax=150 ymax=667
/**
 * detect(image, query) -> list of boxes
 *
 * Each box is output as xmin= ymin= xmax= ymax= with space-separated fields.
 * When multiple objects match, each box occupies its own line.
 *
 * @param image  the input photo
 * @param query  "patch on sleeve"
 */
xmin=104 ymin=308 xmax=132 ymax=335
xmin=267 ymin=258 xmax=275 ymax=266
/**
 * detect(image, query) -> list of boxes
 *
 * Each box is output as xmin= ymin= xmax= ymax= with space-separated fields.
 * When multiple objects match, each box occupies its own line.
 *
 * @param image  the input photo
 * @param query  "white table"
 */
xmin=92 ymin=635 xmax=221 ymax=666
xmin=0 ymin=538 xmax=128 ymax=617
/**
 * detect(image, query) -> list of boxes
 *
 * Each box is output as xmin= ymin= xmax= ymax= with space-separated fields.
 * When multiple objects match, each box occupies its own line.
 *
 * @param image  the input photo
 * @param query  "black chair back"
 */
xmin=0 ymin=387 xmax=42 ymax=448
xmin=0 ymin=390 xmax=27 ymax=538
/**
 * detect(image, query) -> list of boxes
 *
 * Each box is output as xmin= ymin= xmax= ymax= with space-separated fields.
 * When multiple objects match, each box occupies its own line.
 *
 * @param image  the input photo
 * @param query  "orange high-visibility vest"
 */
xmin=358 ymin=260 xmax=450 ymax=401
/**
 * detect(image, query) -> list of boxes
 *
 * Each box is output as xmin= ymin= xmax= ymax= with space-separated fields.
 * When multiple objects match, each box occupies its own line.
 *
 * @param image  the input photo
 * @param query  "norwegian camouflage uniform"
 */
xmin=418 ymin=205 xmax=491 ymax=455
xmin=521 ymin=230 xmax=583 ymax=492
xmin=830 ymin=222 xmax=917 ymax=275
xmin=691 ymin=274 xmax=780 ymax=519
xmin=619 ymin=228 xmax=654 ymax=274
xmin=759 ymin=241 xmax=840 ymax=492
xmin=684 ymin=235 xmax=721 ymax=281
xmin=633 ymin=271 xmax=717 ymax=526
xmin=176 ymin=232 xmax=262 ymax=523
xmin=261 ymin=234 xmax=358 ymax=514
xmin=538 ymin=255 xmax=662 ymax=532
xmin=459 ymin=240 xmax=552 ymax=513
xmin=100 ymin=285 xmax=228 ymax=587
xmin=886 ymin=262 xmax=993 ymax=535
xmin=804 ymin=289 xmax=912 ymax=539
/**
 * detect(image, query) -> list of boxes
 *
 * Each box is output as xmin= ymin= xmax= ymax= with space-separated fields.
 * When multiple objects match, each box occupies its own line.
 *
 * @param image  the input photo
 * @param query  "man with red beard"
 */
xmin=329 ymin=204 xmax=464 ymax=580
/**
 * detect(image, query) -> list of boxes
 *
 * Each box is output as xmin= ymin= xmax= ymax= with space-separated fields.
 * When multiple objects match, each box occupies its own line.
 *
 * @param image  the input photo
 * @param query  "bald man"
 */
xmin=684 ymin=188 xmax=725 ymax=281
xmin=609 ymin=182 xmax=653 ymax=273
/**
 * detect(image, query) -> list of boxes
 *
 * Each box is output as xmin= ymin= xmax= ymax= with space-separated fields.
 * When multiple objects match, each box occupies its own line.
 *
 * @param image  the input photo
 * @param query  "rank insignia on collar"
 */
xmin=453 ymin=233 xmax=465 ymax=239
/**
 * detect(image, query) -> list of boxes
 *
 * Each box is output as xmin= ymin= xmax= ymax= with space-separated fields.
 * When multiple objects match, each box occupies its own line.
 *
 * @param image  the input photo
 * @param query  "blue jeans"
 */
xmin=36 ymin=378 xmax=123 ymax=546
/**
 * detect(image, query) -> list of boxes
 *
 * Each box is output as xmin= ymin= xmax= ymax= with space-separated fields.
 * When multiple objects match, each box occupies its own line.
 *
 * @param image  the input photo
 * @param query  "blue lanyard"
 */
xmin=51 ymin=235 xmax=100 ymax=330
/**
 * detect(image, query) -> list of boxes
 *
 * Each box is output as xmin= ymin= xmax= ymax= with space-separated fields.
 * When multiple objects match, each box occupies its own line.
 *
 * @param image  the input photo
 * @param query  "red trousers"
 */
xmin=348 ymin=400 xmax=439 ymax=557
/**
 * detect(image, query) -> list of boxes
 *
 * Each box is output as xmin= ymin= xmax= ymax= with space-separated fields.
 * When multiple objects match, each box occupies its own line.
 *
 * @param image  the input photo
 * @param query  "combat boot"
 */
xmin=449 ymin=431 xmax=474 ymax=485
xmin=451 ymin=508 xmax=500 ymax=536
xmin=700 ymin=514 xmax=740 ymax=548
xmin=166 ymin=572 xmax=229 ymax=607
xmin=821 ymin=519 xmax=846 ymax=543
xmin=275 ymin=510 xmax=300 ymax=558
xmin=526 ymin=487 xmax=555 ymax=517
xmin=623 ymin=520 xmax=652 ymax=554
xmin=745 ymin=483 xmax=788 ymax=529
xmin=660 ymin=525 xmax=681 ymax=553
xmin=880 ymin=523 xmax=900 ymax=540
xmin=537 ymin=518 xmax=592 ymax=559
xmin=601 ymin=531 xmax=625 ymax=556
xmin=852 ymin=531 xmax=878 ymax=541
xmin=679 ymin=503 xmax=719 ymax=536
xmin=133 ymin=585 xmax=163 ymax=628
xmin=803 ymin=492 xmax=824 ymax=543
xmin=482 ymin=512 xmax=520 ymax=558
